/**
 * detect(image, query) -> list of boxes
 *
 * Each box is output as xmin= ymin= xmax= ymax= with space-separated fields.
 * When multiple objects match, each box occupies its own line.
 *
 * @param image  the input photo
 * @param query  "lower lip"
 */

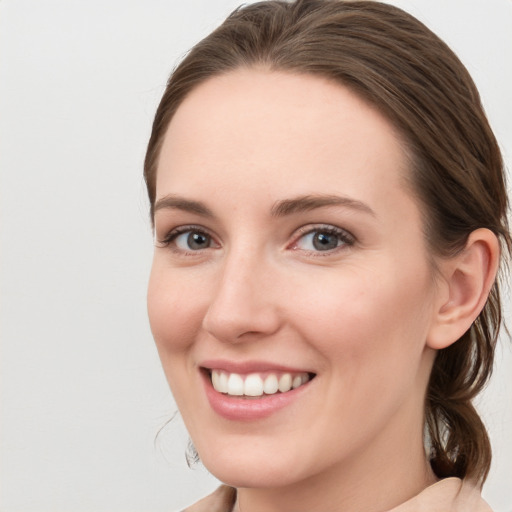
xmin=202 ymin=371 xmax=312 ymax=421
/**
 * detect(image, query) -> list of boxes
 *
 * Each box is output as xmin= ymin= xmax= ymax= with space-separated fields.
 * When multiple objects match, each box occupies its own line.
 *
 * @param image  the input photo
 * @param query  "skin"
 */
xmin=148 ymin=69 xmax=453 ymax=512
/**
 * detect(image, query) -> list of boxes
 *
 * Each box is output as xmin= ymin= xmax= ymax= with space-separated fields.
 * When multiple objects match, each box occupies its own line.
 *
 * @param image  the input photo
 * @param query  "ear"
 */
xmin=426 ymin=228 xmax=500 ymax=350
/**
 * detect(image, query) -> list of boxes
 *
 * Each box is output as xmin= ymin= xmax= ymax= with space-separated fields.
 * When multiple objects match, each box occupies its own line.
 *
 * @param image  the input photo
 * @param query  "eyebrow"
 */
xmin=153 ymin=194 xmax=215 ymax=217
xmin=153 ymin=193 xmax=375 ymax=219
xmin=271 ymin=194 xmax=376 ymax=217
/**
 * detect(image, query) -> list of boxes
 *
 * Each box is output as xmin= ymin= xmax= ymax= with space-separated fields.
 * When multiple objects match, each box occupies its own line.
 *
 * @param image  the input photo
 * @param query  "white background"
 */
xmin=1 ymin=1 xmax=511 ymax=511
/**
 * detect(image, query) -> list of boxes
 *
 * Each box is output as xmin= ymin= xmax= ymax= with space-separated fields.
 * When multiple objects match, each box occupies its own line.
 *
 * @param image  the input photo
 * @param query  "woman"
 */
xmin=144 ymin=1 xmax=510 ymax=510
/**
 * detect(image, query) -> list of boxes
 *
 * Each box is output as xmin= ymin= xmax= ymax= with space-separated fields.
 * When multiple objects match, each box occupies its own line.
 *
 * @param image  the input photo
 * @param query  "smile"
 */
xmin=210 ymin=370 xmax=311 ymax=397
xmin=201 ymin=364 xmax=316 ymax=420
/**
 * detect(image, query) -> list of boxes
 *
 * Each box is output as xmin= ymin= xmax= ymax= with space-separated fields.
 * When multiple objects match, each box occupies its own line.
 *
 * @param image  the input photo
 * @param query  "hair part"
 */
xmin=145 ymin=0 xmax=511 ymax=483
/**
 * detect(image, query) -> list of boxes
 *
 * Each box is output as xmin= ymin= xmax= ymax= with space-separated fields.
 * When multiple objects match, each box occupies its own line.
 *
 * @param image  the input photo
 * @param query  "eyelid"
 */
xmin=288 ymin=224 xmax=356 ymax=252
xmin=156 ymin=223 xmax=355 ymax=255
xmin=157 ymin=224 xmax=219 ymax=249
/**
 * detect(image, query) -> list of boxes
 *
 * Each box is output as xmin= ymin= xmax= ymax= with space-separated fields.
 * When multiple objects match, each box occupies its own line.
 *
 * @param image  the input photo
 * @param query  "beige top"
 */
xmin=182 ymin=478 xmax=492 ymax=512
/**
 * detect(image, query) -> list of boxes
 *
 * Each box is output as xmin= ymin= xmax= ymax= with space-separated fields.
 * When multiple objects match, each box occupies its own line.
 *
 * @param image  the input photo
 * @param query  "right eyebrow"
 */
xmin=271 ymin=194 xmax=376 ymax=218
xmin=153 ymin=194 xmax=215 ymax=218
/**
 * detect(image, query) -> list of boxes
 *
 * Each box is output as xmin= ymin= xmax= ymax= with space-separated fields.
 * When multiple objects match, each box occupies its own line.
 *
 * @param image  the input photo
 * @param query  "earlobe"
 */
xmin=426 ymin=228 xmax=500 ymax=350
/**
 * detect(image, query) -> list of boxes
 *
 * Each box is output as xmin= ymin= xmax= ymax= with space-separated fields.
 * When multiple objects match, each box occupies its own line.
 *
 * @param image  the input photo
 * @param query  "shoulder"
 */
xmin=390 ymin=477 xmax=493 ymax=512
xmin=457 ymin=479 xmax=493 ymax=512
xmin=181 ymin=485 xmax=237 ymax=512
xmin=179 ymin=479 xmax=493 ymax=512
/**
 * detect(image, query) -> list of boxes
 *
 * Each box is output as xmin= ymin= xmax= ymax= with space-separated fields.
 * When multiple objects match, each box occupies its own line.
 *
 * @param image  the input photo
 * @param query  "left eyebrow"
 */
xmin=271 ymin=194 xmax=376 ymax=217
xmin=153 ymin=194 xmax=215 ymax=218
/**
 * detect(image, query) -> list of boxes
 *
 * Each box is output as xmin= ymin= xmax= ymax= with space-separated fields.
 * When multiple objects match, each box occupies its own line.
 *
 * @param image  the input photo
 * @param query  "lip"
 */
xmin=200 ymin=359 xmax=315 ymax=421
xmin=200 ymin=359 xmax=313 ymax=375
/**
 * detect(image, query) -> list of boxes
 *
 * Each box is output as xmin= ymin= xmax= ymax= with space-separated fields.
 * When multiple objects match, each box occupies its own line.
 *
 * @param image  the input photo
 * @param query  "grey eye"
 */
xmin=295 ymin=229 xmax=347 ymax=252
xmin=311 ymin=232 xmax=340 ymax=251
xmin=175 ymin=231 xmax=212 ymax=250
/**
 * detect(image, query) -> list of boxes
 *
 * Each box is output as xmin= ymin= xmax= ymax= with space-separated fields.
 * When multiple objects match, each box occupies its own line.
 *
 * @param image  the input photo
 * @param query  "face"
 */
xmin=148 ymin=69 xmax=440 ymax=489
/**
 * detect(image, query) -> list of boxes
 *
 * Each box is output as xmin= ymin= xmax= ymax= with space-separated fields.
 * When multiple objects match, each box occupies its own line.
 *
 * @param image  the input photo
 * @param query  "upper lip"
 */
xmin=200 ymin=359 xmax=315 ymax=375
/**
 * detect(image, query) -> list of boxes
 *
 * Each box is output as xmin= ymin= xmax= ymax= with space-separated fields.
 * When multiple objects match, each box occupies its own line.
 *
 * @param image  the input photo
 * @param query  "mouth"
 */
xmin=204 ymin=368 xmax=315 ymax=399
xmin=200 ymin=363 xmax=316 ymax=420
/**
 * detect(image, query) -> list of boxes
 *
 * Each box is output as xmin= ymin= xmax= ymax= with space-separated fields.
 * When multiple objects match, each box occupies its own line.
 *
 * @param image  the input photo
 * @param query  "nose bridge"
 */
xmin=202 ymin=245 xmax=280 ymax=342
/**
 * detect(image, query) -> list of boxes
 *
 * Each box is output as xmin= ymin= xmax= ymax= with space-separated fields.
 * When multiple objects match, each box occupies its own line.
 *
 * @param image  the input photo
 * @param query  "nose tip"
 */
xmin=201 ymin=261 xmax=281 ymax=343
xmin=202 ymin=308 xmax=279 ymax=343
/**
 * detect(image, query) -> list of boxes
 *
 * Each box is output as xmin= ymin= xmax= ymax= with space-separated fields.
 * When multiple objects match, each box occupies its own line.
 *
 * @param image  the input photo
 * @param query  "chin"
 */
xmin=204 ymin=459 xmax=299 ymax=489
xmin=195 ymin=436 xmax=318 ymax=489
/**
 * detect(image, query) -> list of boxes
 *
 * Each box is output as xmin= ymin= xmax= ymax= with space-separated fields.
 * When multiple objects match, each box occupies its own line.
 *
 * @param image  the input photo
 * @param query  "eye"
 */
xmin=293 ymin=226 xmax=354 ymax=252
xmin=175 ymin=231 xmax=212 ymax=250
xmin=158 ymin=226 xmax=217 ymax=252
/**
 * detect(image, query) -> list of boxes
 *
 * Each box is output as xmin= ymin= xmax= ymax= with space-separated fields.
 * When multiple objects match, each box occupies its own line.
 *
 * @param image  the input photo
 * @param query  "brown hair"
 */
xmin=144 ymin=0 xmax=511 ymax=483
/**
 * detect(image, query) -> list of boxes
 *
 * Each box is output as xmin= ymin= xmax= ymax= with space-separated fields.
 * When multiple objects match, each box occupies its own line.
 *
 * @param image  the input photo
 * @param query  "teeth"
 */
xmin=227 ymin=373 xmax=244 ymax=396
xmin=278 ymin=374 xmax=292 ymax=393
xmin=218 ymin=371 xmax=228 ymax=393
xmin=211 ymin=370 xmax=310 ymax=397
xmin=263 ymin=374 xmax=279 ymax=394
xmin=244 ymin=374 xmax=263 ymax=396
xmin=212 ymin=370 xmax=220 ymax=390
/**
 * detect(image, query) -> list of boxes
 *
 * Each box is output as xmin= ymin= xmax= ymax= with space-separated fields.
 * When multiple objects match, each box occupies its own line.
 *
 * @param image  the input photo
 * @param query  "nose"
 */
xmin=202 ymin=251 xmax=281 ymax=343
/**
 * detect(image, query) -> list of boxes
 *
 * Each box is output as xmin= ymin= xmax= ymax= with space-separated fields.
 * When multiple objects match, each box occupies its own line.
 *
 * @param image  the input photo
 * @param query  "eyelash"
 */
xmin=157 ymin=225 xmax=216 ymax=253
xmin=290 ymin=224 xmax=355 ymax=255
xmin=157 ymin=224 xmax=356 ymax=255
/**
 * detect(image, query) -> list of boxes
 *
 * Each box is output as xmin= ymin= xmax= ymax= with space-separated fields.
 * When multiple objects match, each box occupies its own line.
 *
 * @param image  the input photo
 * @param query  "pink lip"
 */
xmin=199 ymin=360 xmax=315 ymax=421
xmin=200 ymin=359 xmax=312 ymax=374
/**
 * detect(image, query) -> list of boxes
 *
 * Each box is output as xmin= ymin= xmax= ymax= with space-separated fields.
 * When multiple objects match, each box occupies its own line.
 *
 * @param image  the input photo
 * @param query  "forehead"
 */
xmin=157 ymin=69 xmax=413 ymax=213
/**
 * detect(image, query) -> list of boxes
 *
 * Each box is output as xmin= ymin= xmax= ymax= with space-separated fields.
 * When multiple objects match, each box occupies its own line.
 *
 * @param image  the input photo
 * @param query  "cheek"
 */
xmin=147 ymin=264 xmax=206 ymax=354
xmin=295 ymin=270 xmax=434 ymax=445
xmin=147 ymin=266 xmax=208 ymax=415
xmin=294 ymin=264 xmax=433 ymax=373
